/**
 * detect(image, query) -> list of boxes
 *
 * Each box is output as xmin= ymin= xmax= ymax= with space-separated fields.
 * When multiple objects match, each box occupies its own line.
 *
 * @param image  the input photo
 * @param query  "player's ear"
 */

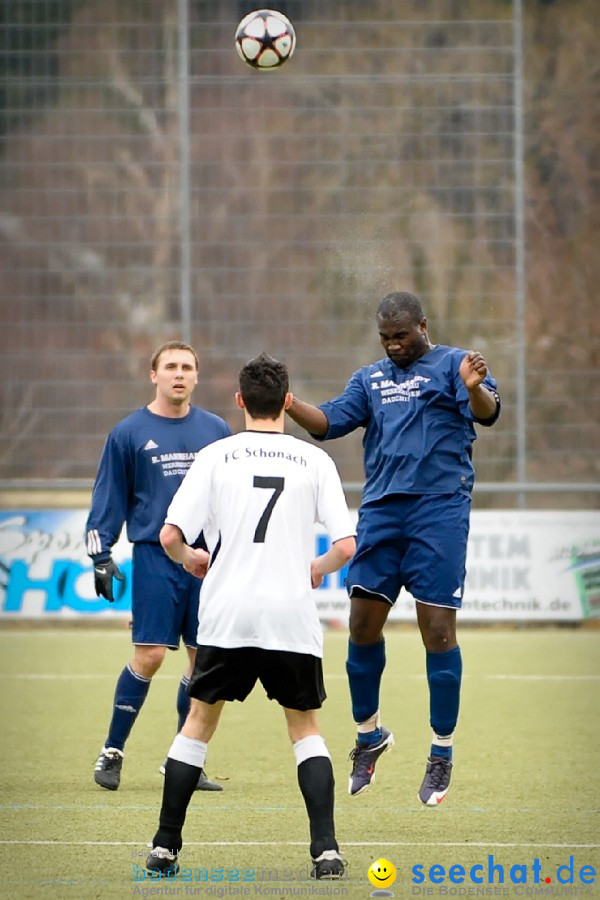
xmin=150 ymin=369 xmax=158 ymax=385
xmin=284 ymin=392 xmax=293 ymax=410
xmin=235 ymin=392 xmax=245 ymax=410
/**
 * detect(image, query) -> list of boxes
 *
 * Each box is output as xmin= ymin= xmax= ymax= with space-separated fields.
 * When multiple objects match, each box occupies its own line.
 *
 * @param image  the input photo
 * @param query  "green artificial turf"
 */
xmin=0 ymin=627 xmax=598 ymax=899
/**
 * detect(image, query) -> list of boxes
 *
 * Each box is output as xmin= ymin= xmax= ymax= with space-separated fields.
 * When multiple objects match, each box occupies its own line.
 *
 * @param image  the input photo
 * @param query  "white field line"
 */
xmin=0 ymin=839 xmax=598 ymax=848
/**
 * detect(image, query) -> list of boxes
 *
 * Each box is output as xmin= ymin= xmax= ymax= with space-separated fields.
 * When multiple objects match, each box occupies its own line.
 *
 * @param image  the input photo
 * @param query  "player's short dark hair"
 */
xmin=377 ymin=291 xmax=425 ymax=324
xmin=239 ymin=352 xmax=289 ymax=419
xmin=151 ymin=341 xmax=199 ymax=372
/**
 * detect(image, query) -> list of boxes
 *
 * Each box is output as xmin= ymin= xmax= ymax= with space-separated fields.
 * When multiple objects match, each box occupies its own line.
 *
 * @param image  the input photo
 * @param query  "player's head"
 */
xmin=151 ymin=341 xmax=199 ymax=373
xmin=377 ymin=291 xmax=424 ymax=324
xmin=376 ymin=291 xmax=430 ymax=368
xmin=150 ymin=341 xmax=199 ymax=406
xmin=238 ymin=352 xmax=289 ymax=419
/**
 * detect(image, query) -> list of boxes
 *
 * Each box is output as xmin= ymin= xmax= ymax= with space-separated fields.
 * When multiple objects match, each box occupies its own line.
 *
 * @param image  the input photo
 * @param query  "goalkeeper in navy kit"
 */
xmin=86 ymin=341 xmax=230 ymax=792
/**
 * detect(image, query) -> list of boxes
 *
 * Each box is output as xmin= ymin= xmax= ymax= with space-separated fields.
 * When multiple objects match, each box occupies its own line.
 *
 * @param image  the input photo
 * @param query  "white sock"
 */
xmin=357 ymin=709 xmax=381 ymax=734
xmin=432 ymin=731 xmax=454 ymax=748
xmin=167 ymin=733 xmax=207 ymax=768
xmin=292 ymin=734 xmax=330 ymax=765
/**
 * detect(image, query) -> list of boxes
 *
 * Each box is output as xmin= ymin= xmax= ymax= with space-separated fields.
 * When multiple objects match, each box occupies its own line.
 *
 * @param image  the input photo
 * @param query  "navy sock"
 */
xmin=297 ymin=756 xmax=338 ymax=860
xmin=426 ymin=646 xmax=462 ymax=757
xmin=346 ymin=639 xmax=386 ymax=737
xmin=431 ymin=744 xmax=453 ymax=760
xmin=358 ymin=729 xmax=383 ymax=747
xmin=176 ymin=676 xmax=191 ymax=733
xmin=105 ymin=664 xmax=151 ymax=751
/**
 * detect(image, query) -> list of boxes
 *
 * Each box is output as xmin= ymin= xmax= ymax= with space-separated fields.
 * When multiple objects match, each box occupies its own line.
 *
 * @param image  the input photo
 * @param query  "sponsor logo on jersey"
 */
xmin=149 ymin=450 xmax=197 ymax=478
xmin=376 ymin=374 xmax=431 ymax=404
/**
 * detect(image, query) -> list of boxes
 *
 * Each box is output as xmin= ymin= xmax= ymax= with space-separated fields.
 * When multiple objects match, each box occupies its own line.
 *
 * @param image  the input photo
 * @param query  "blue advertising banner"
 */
xmin=0 ymin=509 xmax=599 ymax=621
xmin=0 ymin=510 xmax=350 ymax=619
xmin=0 ymin=510 xmax=132 ymax=617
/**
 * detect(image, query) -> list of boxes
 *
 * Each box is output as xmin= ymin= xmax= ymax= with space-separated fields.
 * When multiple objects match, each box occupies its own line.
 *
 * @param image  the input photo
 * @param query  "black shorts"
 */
xmin=188 ymin=645 xmax=326 ymax=711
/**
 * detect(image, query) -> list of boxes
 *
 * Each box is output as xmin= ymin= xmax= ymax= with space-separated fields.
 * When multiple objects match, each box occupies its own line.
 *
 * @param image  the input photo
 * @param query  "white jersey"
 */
xmin=164 ymin=430 xmax=355 ymax=657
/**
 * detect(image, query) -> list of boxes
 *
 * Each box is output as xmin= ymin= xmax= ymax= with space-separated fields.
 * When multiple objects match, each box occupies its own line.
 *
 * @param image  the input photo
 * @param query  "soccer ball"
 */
xmin=235 ymin=9 xmax=296 ymax=70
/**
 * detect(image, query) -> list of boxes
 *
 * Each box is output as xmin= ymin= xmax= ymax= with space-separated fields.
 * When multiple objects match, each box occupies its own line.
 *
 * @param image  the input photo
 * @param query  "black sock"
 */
xmin=152 ymin=758 xmax=201 ymax=853
xmin=297 ymin=756 xmax=338 ymax=859
xmin=176 ymin=676 xmax=191 ymax=733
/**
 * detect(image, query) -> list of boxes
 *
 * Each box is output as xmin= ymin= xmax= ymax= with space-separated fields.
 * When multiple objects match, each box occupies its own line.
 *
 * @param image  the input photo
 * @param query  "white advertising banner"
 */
xmin=0 ymin=509 xmax=598 ymax=621
xmin=316 ymin=510 xmax=600 ymax=622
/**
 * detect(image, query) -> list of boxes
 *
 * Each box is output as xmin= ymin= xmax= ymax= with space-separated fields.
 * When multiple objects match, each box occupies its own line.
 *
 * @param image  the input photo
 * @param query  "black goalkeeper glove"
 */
xmin=93 ymin=557 xmax=124 ymax=603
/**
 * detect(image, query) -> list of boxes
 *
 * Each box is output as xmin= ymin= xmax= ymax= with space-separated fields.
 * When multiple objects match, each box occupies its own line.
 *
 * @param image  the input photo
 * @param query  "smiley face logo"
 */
xmin=368 ymin=858 xmax=397 ymax=889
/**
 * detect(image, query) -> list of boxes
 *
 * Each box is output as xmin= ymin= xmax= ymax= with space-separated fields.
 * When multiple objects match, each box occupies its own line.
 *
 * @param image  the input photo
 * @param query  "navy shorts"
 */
xmin=188 ymin=645 xmax=326 ymax=711
xmin=131 ymin=542 xmax=200 ymax=649
xmin=347 ymin=493 xmax=471 ymax=608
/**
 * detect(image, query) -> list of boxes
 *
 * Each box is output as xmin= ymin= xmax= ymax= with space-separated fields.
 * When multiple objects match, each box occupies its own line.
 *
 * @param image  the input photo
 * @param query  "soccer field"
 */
xmin=0 ymin=627 xmax=598 ymax=899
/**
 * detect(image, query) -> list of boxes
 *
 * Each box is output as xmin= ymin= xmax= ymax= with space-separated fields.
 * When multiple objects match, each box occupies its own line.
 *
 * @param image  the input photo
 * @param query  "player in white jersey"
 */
xmin=144 ymin=353 xmax=356 ymax=881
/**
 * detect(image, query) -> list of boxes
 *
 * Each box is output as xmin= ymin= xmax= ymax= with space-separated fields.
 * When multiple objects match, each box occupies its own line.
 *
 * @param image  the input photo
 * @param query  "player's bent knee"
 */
xmin=422 ymin=629 xmax=457 ymax=652
xmin=132 ymin=644 xmax=167 ymax=677
xmin=349 ymin=618 xmax=385 ymax=644
xmin=184 ymin=700 xmax=205 ymax=725
xmin=417 ymin=605 xmax=456 ymax=651
xmin=284 ymin=707 xmax=320 ymax=741
xmin=349 ymin=599 xmax=389 ymax=643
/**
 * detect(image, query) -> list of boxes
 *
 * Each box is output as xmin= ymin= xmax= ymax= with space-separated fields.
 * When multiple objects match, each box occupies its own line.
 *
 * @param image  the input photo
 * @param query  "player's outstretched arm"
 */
xmin=311 ymin=535 xmax=356 ymax=589
xmin=286 ymin=395 xmax=329 ymax=437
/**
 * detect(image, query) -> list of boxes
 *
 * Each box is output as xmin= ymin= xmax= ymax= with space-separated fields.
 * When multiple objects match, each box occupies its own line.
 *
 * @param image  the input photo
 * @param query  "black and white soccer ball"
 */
xmin=235 ymin=9 xmax=296 ymax=70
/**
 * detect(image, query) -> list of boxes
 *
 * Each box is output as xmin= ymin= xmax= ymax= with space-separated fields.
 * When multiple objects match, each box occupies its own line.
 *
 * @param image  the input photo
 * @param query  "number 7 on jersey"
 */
xmin=253 ymin=476 xmax=285 ymax=543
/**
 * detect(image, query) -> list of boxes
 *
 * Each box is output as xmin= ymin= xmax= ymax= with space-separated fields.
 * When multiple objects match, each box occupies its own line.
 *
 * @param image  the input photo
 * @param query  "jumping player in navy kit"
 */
xmin=86 ymin=341 xmax=231 ymax=792
xmin=287 ymin=292 xmax=501 ymax=805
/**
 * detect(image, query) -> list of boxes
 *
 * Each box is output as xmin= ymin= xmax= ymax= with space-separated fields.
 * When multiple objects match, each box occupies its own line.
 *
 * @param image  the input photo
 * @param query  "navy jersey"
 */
xmin=317 ymin=345 xmax=499 ymax=502
xmin=85 ymin=405 xmax=231 ymax=560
